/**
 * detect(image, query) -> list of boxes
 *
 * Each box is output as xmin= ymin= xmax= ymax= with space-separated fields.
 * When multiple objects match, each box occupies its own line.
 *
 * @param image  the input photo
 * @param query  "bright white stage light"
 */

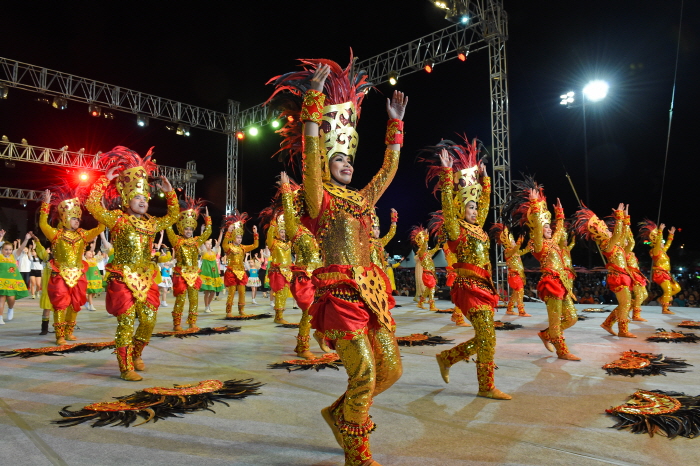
xmin=583 ymin=80 xmax=609 ymax=102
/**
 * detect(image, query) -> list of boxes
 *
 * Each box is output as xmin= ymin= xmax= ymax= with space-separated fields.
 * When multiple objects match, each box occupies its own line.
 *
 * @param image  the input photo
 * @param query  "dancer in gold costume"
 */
xmin=639 ymin=219 xmax=680 ymax=315
xmin=222 ymin=213 xmax=259 ymax=317
xmin=506 ymin=178 xmax=579 ymax=360
xmin=410 ymin=225 xmax=442 ymax=311
xmin=40 ymin=185 xmax=104 ymax=345
xmin=490 ymin=224 xmax=531 ymax=317
xmin=279 ymin=172 xmax=324 ymax=357
xmin=574 ymin=204 xmax=636 ymax=338
xmin=86 ymin=146 xmax=179 ymax=381
xmin=623 ymin=215 xmax=648 ymax=321
xmin=268 ymin=57 xmax=406 ymax=465
xmin=265 ymin=210 xmax=294 ymax=324
xmin=166 ymin=198 xmax=211 ymax=331
xmin=427 ymin=139 xmax=511 ymax=399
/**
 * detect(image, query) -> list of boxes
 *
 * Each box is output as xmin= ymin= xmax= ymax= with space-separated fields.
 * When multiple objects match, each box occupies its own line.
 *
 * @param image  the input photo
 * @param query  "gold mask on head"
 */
xmin=320 ymin=101 xmax=359 ymax=181
xmin=116 ymin=166 xmax=151 ymax=207
xmin=453 ymin=166 xmax=482 ymax=218
xmin=57 ymin=198 xmax=81 ymax=228
xmin=176 ymin=210 xmax=198 ymax=235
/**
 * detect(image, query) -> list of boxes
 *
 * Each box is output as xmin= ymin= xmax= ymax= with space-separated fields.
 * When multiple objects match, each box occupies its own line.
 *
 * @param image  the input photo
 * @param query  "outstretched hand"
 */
xmin=252 ymin=225 xmax=258 ymax=234
xmin=669 ymin=226 xmax=676 ymax=235
xmin=555 ymin=198 xmax=563 ymax=210
xmin=106 ymin=167 xmax=119 ymax=181
xmin=156 ymin=176 xmax=173 ymax=193
xmin=280 ymin=171 xmax=289 ymax=185
xmin=386 ymin=90 xmax=408 ymax=121
xmin=43 ymin=189 xmax=52 ymax=204
xmin=615 ymin=202 xmax=624 ymax=212
xmin=310 ymin=64 xmax=330 ymax=92
xmin=439 ymin=149 xmax=453 ymax=168
xmin=528 ymin=188 xmax=538 ymax=201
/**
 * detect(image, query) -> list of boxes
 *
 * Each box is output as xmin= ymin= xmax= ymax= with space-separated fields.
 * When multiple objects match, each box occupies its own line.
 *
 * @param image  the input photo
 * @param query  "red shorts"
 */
xmin=652 ymin=269 xmax=671 ymax=285
xmin=422 ymin=271 xmax=437 ymax=288
xmin=171 ymin=273 xmax=202 ymax=296
xmin=105 ymin=277 xmax=160 ymax=317
xmin=48 ymin=273 xmax=87 ymax=313
xmin=224 ymin=269 xmax=248 ymax=287
xmin=607 ymin=271 xmax=632 ymax=293
xmin=537 ymin=275 xmax=566 ymax=300
xmin=628 ymin=268 xmax=648 ymax=287
xmin=507 ymin=274 xmax=524 ymax=291
xmin=451 ymin=280 xmax=499 ymax=313
xmin=290 ymin=267 xmax=315 ymax=312
xmin=269 ymin=269 xmax=290 ymax=293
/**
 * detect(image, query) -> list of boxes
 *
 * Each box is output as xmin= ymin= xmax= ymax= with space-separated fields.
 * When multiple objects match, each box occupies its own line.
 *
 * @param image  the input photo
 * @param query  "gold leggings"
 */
xmin=439 ymin=308 xmax=496 ymax=365
xmin=115 ymin=301 xmax=157 ymax=348
xmin=544 ymin=297 xmax=578 ymax=340
xmin=226 ymin=284 xmax=246 ymax=308
xmin=273 ymin=286 xmax=290 ymax=310
xmin=631 ymin=284 xmax=648 ymax=310
xmin=173 ymin=286 xmax=198 ymax=324
xmin=333 ymin=327 xmax=403 ymax=426
xmin=658 ymin=280 xmax=681 ymax=305
xmin=507 ymin=288 xmax=524 ymax=311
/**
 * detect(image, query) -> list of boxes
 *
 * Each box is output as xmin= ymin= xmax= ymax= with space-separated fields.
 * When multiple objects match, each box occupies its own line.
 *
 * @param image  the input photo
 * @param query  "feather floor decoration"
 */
xmin=647 ymin=329 xmax=700 ymax=344
xmin=268 ymin=352 xmax=343 ymax=372
xmin=152 ymin=326 xmax=240 ymax=339
xmin=396 ymin=332 xmax=453 ymax=347
xmin=493 ymin=321 xmax=523 ymax=331
xmin=223 ymin=313 xmax=273 ymax=321
xmin=0 ymin=341 xmax=115 ymax=359
xmin=678 ymin=321 xmax=700 ymax=329
xmin=603 ymin=350 xmax=691 ymax=377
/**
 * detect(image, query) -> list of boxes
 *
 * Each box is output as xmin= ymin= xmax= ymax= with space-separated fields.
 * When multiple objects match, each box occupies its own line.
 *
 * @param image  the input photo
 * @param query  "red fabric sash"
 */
xmin=48 ymin=274 xmax=87 ymax=312
xmin=224 ymin=269 xmax=248 ymax=287
xmin=105 ymin=278 xmax=160 ymax=317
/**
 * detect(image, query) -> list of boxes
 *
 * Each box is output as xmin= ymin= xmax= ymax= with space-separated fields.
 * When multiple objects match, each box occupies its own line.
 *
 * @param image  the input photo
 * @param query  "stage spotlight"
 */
xmin=88 ymin=104 xmax=102 ymax=117
xmin=52 ymin=96 xmax=68 ymax=110
xmin=1 ymin=135 xmax=8 ymax=142
xmin=249 ymin=127 xmax=259 ymax=136
xmin=79 ymin=172 xmax=89 ymax=182
xmin=271 ymin=120 xmax=280 ymax=129
xmin=457 ymin=47 xmax=469 ymax=62
xmin=136 ymin=114 xmax=150 ymax=127
xmin=432 ymin=1 xmax=450 ymax=10
xmin=423 ymin=59 xmax=435 ymax=73
xmin=460 ymin=15 xmax=469 ymax=24
xmin=5 ymin=161 xmax=15 ymax=168
xmin=236 ymin=131 xmax=245 ymax=140
xmin=0 ymin=84 xmax=8 ymax=99
xmin=176 ymin=124 xmax=191 ymax=136
xmin=388 ymin=71 xmax=399 ymax=86
xmin=35 ymin=97 xmax=50 ymax=105
xmin=103 ymin=112 xmax=115 ymax=119
xmin=583 ymin=80 xmax=609 ymax=102
xmin=158 ymin=191 xmax=165 ymax=198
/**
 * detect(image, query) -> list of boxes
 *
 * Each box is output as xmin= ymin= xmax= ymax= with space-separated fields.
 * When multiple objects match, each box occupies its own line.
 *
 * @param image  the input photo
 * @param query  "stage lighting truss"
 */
xmin=88 ymin=104 xmax=102 ymax=117
xmin=52 ymin=96 xmax=67 ymax=110
xmin=136 ymin=114 xmax=150 ymax=127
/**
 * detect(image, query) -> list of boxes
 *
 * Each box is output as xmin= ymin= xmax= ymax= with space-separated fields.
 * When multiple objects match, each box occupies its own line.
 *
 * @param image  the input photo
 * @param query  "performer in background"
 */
xmin=166 ymin=198 xmax=211 ymax=330
xmin=428 ymin=140 xmax=511 ymax=400
xmin=490 ymin=224 xmax=531 ymax=317
xmin=222 ymin=213 xmax=259 ymax=318
xmin=86 ymin=146 xmax=179 ymax=381
xmin=623 ymin=215 xmax=647 ymax=322
xmin=40 ymin=185 xmax=104 ymax=344
xmin=268 ymin=57 xmax=407 ymax=465
xmin=84 ymin=241 xmax=103 ymax=311
xmin=200 ymin=228 xmax=224 ymax=312
xmin=264 ymin=208 xmax=294 ymax=324
xmin=574 ymin=204 xmax=636 ymax=338
xmin=410 ymin=225 xmax=441 ymax=311
xmin=0 ymin=230 xmax=30 ymax=325
xmin=29 ymin=233 xmax=53 ymax=334
xmin=639 ymin=219 xmax=680 ymax=315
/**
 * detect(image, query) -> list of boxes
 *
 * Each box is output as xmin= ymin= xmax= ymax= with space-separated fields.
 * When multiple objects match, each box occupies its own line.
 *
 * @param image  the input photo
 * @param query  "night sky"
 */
xmin=1 ymin=1 xmax=698 ymax=267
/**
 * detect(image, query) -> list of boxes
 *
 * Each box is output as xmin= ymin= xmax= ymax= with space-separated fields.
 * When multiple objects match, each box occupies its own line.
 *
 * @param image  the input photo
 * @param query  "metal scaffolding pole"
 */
xmin=226 ymin=99 xmax=240 ymax=214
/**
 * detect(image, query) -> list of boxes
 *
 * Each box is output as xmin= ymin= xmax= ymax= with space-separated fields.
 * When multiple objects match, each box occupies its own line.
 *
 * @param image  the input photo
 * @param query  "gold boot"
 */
xmin=632 ymin=308 xmax=647 ymax=322
xmin=617 ymin=320 xmax=637 ymax=338
xmin=451 ymin=309 xmax=471 ymax=327
xmin=476 ymin=361 xmax=511 ymax=400
xmin=172 ymin=311 xmax=182 ymax=331
xmin=274 ymin=309 xmax=290 ymax=325
xmin=600 ymin=313 xmax=617 ymax=336
xmin=132 ymin=338 xmax=148 ymax=371
xmin=417 ymin=297 xmax=425 ymax=309
xmin=53 ymin=322 xmax=67 ymax=345
xmin=662 ymin=303 xmax=675 ymax=315
xmin=314 ymin=331 xmax=332 ymax=353
xmin=116 ymin=346 xmax=142 ymax=381
xmin=550 ymin=336 xmax=580 ymax=361
xmin=294 ymin=335 xmax=315 ymax=359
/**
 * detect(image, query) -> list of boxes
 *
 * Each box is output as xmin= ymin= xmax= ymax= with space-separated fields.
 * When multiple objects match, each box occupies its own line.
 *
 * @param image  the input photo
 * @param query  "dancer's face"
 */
xmin=543 ymin=223 xmax=552 ymax=239
xmin=278 ymin=228 xmax=286 ymax=241
xmin=464 ymin=201 xmax=478 ymax=225
xmin=69 ymin=218 xmax=81 ymax=231
xmin=329 ymin=154 xmax=353 ymax=186
xmin=183 ymin=227 xmax=194 ymax=238
xmin=1 ymin=243 xmax=11 ymax=257
xmin=235 ymin=234 xmax=242 ymax=245
xmin=372 ymin=225 xmax=380 ymax=239
xmin=128 ymin=195 xmax=149 ymax=217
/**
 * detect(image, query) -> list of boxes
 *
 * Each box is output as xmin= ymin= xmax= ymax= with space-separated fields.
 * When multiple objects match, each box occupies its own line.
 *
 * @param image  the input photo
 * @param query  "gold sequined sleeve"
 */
xmin=359 ymin=148 xmax=400 ymax=206
xmin=567 ymin=235 xmax=576 ymax=252
xmin=242 ymin=234 xmax=259 ymax=254
xmin=303 ymin=134 xmax=324 ymax=219
xmin=154 ymin=191 xmax=180 ymax=232
xmin=35 ymin=241 xmax=48 ymax=261
xmin=83 ymin=224 xmax=105 ymax=243
xmin=440 ymin=168 xmax=460 ymax=241
xmin=85 ymin=176 xmax=118 ymax=229
xmin=280 ymin=184 xmax=300 ymax=237
xmin=664 ymin=232 xmax=674 ymax=253
xmin=528 ymin=199 xmax=544 ymax=255
xmin=196 ymin=217 xmax=212 ymax=247
xmin=165 ymin=226 xmax=179 ymax=250
xmin=427 ymin=242 xmax=441 ymax=258
xmin=222 ymin=231 xmax=233 ymax=254
xmin=607 ymin=209 xmax=625 ymax=252
xmin=39 ymin=202 xmax=57 ymax=243
xmin=477 ymin=176 xmax=491 ymax=227
xmin=379 ymin=222 xmax=397 ymax=248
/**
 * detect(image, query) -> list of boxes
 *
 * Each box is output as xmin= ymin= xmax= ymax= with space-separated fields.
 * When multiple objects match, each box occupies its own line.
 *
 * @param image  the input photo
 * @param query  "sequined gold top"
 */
xmin=370 ymin=222 xmax=396 ymax=270
xmin=85 ymin=176 xmax=179 ymax=271
xmin=269 ymin=237 xmax=292 ymax=268
xmin=39 ymin=202 xmax=104 ymax=268
xmin=527 ymin=202 xmax=573 ymax=295
xmin=281 ymin=183 xmax=322 ymax=271
xmin=222 ymin=232 xmax=258 ymax=272
xmin=303 ymin=135 xmax=400 ymax=267
xmin=599 ymin=211 xmax=628 ymax=271
xmin=505 ymin=239 xmax=529 ymax=279
xmin=166 ymin=217 xmax=212 ymax=267
xmin=650 ymin=226 xmax=673 ymax=272
xmin=441 ymin=168 xmax=491 ymax=268
xmin=416 ymin=242 xmax=441 ymax=273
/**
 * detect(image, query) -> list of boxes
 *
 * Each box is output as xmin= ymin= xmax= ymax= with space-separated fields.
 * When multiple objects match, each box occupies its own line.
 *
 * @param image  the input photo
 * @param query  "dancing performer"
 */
xmin=559 ymin=226 xmax=577 ymax=304
xmin=574 ymin=204 xmax=636 ymax=338
xmin=222 ymin=213 xmax=259 ymax=318
xmin=268 ymin=57 xmax=407 ymax=464
xmin=490 ymin=224 xmax=531 ymax=317
xmin=265 ymin=210 xmax=294 ymax=324
xmin=370 ymin=209 xmax=398 ymax=309
xmin=428 ymin=140 xmax=511 ymax=399
xmin=40 ymin=186 xmax=104 ymax=344
xmin=29 ymin=233 xmax=53 ymax=333
xmin=85 ymin=146 xmax=179 ymax=381
xmin=279 ymin=172 xmax=324 ymax=358
xmin=200 ymin=231 xmax=224 ymax=312
xmin=84 ymin=243 xmax=103 ymax=311
xmin=166 ymin=199 xmax=211 ymax=330
xmin=0 ymin=230 xmax=30 ymax=324
xmin=639 ymin=219 xmax=680 ymax=315
xmin=410 ymin=225 xmax=442 ymax=311
xmin=624 ymin=215 xmax=647 ymax=322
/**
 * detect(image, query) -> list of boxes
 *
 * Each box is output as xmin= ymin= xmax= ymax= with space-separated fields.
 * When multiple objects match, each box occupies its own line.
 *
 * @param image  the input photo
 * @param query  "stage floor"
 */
xmin=1 ymin=293 xmax=698 ymax=466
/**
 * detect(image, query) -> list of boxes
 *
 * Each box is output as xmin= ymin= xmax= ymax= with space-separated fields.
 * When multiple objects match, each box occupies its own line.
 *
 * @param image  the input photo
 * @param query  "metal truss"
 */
xmin=0 ymin=141 xmax=200 ymax=192
xmin=226 ymin=100 xmax=240 ymax=214
xmin=0 ymin=58 xmax=234 ymax=134
xmin=0 ymin=187 xmax=44 ymax=201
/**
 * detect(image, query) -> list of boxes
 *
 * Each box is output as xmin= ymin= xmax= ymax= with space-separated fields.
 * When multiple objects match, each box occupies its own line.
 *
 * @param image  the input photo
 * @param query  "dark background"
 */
xmin=1 ymin=1 xmax=698 ymax=270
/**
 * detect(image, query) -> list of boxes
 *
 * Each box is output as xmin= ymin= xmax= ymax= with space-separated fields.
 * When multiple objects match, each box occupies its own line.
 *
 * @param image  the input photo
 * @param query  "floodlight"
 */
xmin=52 ymin=96 xmax=68 ymax=110
xmin=249 ymin=127 xmax=259 ymax=136
xmin=388 ymin=71 xmax=399 ymax=86
xmin=582 ymin=80 xmax=609 ymax=102
xmin=136 ymin=114 xmax=150 ymax=127
xmin=423 ymin=59 xmax=435 ymax=73
xmin=176 ymin=124 xmax=191 ymax=136
xmin=0 ymin=84 xmax=8 ymax=99
xmin=88 ymin=104 xmax=102 ymax=117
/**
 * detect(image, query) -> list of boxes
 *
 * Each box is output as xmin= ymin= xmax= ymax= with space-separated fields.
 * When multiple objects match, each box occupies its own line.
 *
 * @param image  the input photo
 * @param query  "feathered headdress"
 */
xmin=427 ymin=211 xmax=445 ymax=242
xmin=572 ymin=205 xmax=611 ymax=243
xmin=223 ymin=211 xmax=250 ymax=237
xmin=638 ymin=218 xmax=659 ymax=243
xmin=409 ymin=225 xmax=429 ymax=248
xmin=48 ymin=180 xmax=88 ymax=228
xmin=259 ymin=205 xmax=285 ymax=245
xmin=176 ymin=196 xmax=205 ymax=235
xmin=99 ymin=146 xmax=157 ymax=208
xmin=266 ymin=52 xmax=372 ymax=177
xmin=501 ymin=175 xmax=549 ymax=242
xmin=489 ymin=223 xmax=514 ymax=246
xmin=420 ymin=137 xmax=482 ymax=218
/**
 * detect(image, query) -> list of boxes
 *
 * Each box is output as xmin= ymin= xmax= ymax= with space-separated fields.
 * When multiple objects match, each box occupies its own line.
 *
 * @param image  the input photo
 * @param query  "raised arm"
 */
xmin=165 ymin=225 xmax=179 ymax=249
xmin=605 ymin=204 xmax=626 ymax=253
xmin=242 ymin=225 xmax=259 ymax=253
xmin=85 ymin=174 xmax=119 ymax=229
xmin=551 ymin=199 xmax=565 ymax=246
xmin=39 ymin=190 xmax=58 ymax=243
xmin=153 ymin=177 xmax=180 ymax=232
xmin=664 ymin=226 xmax=676 ymax=253
xmin=302 ymin=65 xmax=330 ymax=220
xmin=280 ymin=172 xmax=301 ymax=238
xmin=439 ymin=151 xmax=460 ymax=241
xmin=196 ymin=209 xmax=212 ymax=246
xmin=30 ymin=232 xmax=48 ymax=261
xmin=84 ymin=223 xmax=105 ymax=243
xmin=527 ymin=190 xmax=544 ymax=254
xmin=359 ymin=91 xmax=407 ymax=205
xmin=14 ymin=232 xmax=32 ymax=259
xmin=379 ymin=209 xmax=398 ymax=247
